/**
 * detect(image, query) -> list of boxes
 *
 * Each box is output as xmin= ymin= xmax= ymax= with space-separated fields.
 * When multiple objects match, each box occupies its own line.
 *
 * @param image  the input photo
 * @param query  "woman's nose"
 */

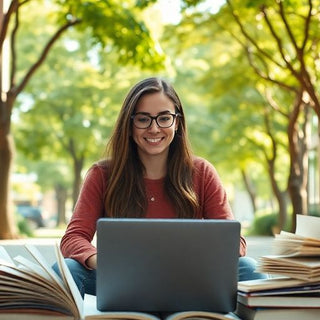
xmin=148 ymin=119 xmax=160 ymax=132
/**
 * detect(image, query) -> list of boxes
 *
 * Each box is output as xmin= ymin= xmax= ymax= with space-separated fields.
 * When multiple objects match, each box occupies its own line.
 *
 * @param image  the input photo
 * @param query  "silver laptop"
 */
xmin=96 ymin=218 xmax=240 ymax=313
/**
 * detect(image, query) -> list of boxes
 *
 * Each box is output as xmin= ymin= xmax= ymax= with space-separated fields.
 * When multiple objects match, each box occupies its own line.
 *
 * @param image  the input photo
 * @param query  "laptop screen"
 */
xmin=96 ymin=218 xmax=240 ymax=313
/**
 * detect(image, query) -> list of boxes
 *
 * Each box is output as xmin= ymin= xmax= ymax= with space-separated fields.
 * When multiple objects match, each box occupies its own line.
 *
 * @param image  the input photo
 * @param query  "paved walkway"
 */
xmin=246 ymin=236 xmax=273 ymax=260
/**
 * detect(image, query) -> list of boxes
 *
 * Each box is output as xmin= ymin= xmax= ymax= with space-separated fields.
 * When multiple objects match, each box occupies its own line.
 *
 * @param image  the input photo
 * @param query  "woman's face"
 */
xmin=132 ymin=91 xmax=178 ymax=161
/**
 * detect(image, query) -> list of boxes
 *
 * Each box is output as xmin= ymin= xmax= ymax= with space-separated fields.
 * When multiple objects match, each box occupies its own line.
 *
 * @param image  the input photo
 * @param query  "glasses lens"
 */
xmin=156 ymin=114 xmax=174 ymax=128
xmin=133 ymin=114 xmax=152 ymax=128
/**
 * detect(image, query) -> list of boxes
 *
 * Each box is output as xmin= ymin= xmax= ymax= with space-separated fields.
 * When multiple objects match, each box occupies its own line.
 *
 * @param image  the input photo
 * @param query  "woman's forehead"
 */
xmin=135 ymin=92 xmax=175 ymax=113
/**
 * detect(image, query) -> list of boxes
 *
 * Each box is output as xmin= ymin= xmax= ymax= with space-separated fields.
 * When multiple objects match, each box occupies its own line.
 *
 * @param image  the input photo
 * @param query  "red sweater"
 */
xmin=60 ymin=157 xmax=246 ymax=268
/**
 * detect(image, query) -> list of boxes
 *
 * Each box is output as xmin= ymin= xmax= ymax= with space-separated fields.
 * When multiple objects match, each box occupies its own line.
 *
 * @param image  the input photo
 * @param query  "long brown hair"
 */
xmin=104 ymin=77 xmax=198 ymax=218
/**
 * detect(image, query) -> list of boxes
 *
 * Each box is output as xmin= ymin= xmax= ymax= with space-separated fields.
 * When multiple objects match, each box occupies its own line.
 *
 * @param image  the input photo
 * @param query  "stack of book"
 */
xmin=236 ymin=214 xmax=320 ymax=320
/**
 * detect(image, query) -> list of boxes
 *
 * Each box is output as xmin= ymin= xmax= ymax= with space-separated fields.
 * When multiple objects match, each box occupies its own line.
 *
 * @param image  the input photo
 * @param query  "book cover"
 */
xmin=237 ymin=277 xmax=317 ymax=293
xmin=237 ymin=292 xmax=320 ymax=308
xmin=235 ymin=302 xmax=320 ymax=320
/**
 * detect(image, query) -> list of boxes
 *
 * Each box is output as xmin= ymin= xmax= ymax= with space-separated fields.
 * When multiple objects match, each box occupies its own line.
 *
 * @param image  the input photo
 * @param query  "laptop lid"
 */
xmin=96 ymin=218 xmax=240 ymax=313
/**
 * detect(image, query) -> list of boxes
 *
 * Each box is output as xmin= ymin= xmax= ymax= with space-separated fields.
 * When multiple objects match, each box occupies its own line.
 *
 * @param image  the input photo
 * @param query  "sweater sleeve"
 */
xmin=194 ymin=157 xmax=247 ymax=257
xmin=60 ymin=164 xmax=106 ymax=268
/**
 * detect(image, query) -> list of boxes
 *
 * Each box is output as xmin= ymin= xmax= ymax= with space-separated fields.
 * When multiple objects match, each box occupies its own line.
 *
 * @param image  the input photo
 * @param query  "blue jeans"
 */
xmin=53 ymin=256 xmax=267 ymax=298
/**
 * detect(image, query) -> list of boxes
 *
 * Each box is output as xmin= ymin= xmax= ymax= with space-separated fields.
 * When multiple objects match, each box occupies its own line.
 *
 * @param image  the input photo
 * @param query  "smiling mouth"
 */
xmin=145 ymin=138 xmax=163 ymax=143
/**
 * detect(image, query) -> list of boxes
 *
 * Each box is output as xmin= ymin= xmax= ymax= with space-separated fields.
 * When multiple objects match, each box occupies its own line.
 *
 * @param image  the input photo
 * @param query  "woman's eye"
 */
xmin=137 ymin=117 xmax=150 ymax=123
xmin=158 ymin=116 xmax=171 ymax=122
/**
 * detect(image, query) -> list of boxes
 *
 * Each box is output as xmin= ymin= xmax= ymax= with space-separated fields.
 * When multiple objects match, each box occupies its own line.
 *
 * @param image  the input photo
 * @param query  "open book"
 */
xmin=0 ymin=244 xmax=239 ymax=320
xmin=257 ymin=255 xmax=320 ymax=281
xmin=256 ymin=215 xmax=320 ymax=280
xmin=0 ymin=243 xmax=83 ymax=319
xmin=272 ymin=215 xmax=320 ymax=257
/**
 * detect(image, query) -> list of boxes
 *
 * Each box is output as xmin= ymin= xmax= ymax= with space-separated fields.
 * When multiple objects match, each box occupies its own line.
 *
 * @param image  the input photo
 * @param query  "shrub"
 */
xmin=250 ymin=213 xmax=278 ymax=236
xmin=247 ymin=212 xmax=293 ymax=236
xmin=15 ymin=212 xmax=34 ymax=237
xmin=309 ymin=204 xmax=320 ymax=217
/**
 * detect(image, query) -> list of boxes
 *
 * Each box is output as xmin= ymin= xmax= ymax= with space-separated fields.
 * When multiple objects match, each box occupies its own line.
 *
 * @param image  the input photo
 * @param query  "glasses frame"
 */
xmin=131 ymin=112 xmax=180 ymax=129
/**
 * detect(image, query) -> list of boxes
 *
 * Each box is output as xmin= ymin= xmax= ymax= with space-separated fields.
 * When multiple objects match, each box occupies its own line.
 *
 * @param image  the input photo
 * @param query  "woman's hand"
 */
xmin=86 ymin=254 xmax=97 ymax=269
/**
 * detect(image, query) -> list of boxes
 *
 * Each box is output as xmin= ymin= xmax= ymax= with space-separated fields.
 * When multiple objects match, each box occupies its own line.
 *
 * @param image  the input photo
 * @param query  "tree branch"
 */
xmin=261 ymin=4 xmax=298 ymax=79
xmin=245 ymin=47 xmax=297 ymax=92
xmin=264 ymin=88 xmax=289 ymax=118
xmin=212 ymin=5 xmax=296 ymax=92
xmin=288 ymin=89 xmax=303 ymax=155
xmin=278 ymin=0 xmax=320 ymax=117
xmin=300 ymin=0 xmax=313 ymax=53
xmin=12 ymin=18 xmax=81 ymax=98
xmin=263 ymin=106 xmax=277 ymax=163
xmin=277 ymin=1 xmax=300 ymax=53
xmin=10 ymin=2 xmax=20 ymax=88
xmin=0 ymin=0 xmax=18 ymax=54
xmin=226 ymin=0 xmax=284 ymax=69
xmin=0 ymin=0 xmax=31 ymax=51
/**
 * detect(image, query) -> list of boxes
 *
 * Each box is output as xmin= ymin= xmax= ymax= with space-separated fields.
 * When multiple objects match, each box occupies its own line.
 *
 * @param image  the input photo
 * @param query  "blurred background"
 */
xmin=0 ymin=0 xmax=319 ymax=239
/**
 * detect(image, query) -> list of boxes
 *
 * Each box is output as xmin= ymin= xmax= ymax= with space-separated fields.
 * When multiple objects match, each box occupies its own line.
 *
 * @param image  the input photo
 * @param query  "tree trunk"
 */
xmin=267 ymin=157 xmax=288 ymax=231
xmin=241 ymin=169 xmax=257 ymax=214
xmin=318 ymin=122 xmax=320 ymax=213
xmin=55 ymin=184 xmax=67 ymax=226
xmin=66 ymin=138 xmax=85 ymax=208
xmin=72 ymin=156 xmax=84 ymax=209
xmin=0 ymin=118 xmax=17 ymax=239
xmin=287 ymin=101 xmax=310 ymax=232
xmin=0 ymin=3 xmax=16 ymax=239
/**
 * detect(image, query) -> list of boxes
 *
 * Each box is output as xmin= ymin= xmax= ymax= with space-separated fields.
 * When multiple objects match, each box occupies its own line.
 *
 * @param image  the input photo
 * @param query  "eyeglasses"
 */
xmin=131 ymin=113 xmax=180 ymax=129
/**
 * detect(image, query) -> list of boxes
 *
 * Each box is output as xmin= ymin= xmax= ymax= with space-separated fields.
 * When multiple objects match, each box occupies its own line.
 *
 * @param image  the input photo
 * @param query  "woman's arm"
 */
xmin=60 ymin=164 xmax=107 ymax=269
xmin=194 ymin=157 xmax=247 ymax=256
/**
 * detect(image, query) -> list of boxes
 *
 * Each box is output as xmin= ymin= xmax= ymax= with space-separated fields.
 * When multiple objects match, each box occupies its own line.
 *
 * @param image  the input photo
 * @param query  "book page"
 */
xmin=239 ymin=282 xmax=320 ymax=296
xmin=165 ymin=311 xmax=237 ymax=320
xmin=0 ymin=310 xmax=74 ymax=320
xmin=257 ymin=256 xmax=320 ymax=281
xmin=296 ymin=215 xmax=320 ymax=239
xmin=24 ymin=244 xmax=65 ymax=287
xmin=85 ymin=312 xmax=161 ymax=320
xmin=0 ymin=272 xmax=63 ymax=297
xmin=84 ymin=295 xmax=160 ymax=320
xmin=0 ymin=264 xmax=73 ymax=312
xmin=14 ymin=255 xmax=55 ymax=281
xmin=0 ymin=264 xmax=55 ymax=288
xmin=83 ymin=295 xmax=238 ymax=320
xmin=0 ymin=245 xmax=82 ymax=318
xmin=0 ymin=246 xmax=15 ymax=265
xmin=273 ymin=231 xmax=320 ymax=256
xmin=25 ymin=244 xmax=81 ymax=318
xmin=237 ymin=277 xmax=310 ymax=292
xmin=260 ymin=255 xmax=320 ymax=268
xmin=276 ymin=231 xmax=320 ymax=245
xmin=54 ymin=242 xmax=84 ymax=319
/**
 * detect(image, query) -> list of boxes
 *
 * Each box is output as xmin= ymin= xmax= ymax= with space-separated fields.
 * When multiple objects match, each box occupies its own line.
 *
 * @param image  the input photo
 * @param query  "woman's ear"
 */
xmin=175 ymin=117 xmax=179 ymax=132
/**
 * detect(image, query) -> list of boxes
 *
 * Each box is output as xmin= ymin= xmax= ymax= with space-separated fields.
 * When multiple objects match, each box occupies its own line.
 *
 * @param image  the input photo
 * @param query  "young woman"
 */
xmin=55 ymin=77 xmax=266 ymax=297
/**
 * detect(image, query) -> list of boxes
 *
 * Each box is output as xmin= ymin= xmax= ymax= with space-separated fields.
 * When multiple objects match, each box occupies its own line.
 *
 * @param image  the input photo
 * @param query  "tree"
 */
xmin=223 ymin=0 xmax=320 ymax=231
xmin=178 ymin=0 xmax=320 ymax=231
xmin=0 ymin=0 xmax=164 ymax=239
